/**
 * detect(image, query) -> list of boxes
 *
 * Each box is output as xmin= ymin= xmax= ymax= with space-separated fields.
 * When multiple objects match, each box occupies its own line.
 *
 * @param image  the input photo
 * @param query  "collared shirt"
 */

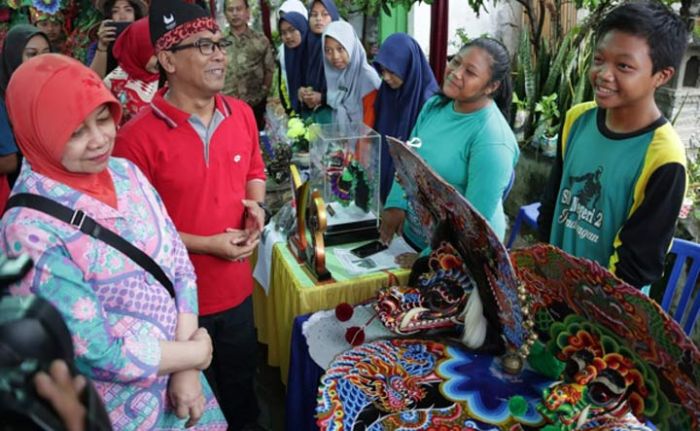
xmin=114 ymin=87 xmax=266 ymax=315
xmin=188 ymin=108 xmax=226 ymax=164
xmin=223 ymin=26 xmax=275 ymax=106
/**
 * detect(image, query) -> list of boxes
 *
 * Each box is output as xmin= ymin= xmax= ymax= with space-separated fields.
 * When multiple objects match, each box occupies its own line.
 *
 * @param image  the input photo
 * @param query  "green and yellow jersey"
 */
xmin=538 ymin=102 xmax=686 ymax=288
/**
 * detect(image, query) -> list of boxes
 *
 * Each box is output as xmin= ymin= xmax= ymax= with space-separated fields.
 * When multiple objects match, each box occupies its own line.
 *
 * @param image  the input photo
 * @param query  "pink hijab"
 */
xmin=6 ymin=54 xmax=122 ymax=208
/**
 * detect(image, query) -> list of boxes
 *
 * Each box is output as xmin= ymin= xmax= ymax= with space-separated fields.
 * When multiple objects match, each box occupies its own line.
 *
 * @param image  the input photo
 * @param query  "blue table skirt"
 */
xmin=285 ymin=314 xmax=322 ymax=431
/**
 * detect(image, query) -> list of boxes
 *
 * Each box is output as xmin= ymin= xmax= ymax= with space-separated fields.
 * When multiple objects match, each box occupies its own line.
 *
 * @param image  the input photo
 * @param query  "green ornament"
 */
xmin=527 ymin=340 xmax=565 ymax=379
xmin=508 ymin=395 xmax=528 ymax=417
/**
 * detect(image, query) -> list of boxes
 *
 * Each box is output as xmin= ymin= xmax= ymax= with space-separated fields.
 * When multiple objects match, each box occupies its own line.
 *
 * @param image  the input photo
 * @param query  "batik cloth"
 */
xmin=104 ymin=66 xmax=158 ymax=125
xmin=317 ymin=338 xmax=550 ymax=430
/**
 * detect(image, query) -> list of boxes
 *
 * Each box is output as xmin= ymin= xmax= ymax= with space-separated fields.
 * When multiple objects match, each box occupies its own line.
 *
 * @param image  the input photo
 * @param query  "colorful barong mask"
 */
xmin=385 ymin=136 xmax=535 ymax=361
xmin=539 ymin=348 xmax=649 ymax=430
xmin=512 ymin=244 xmax=700 ymax=430
xmin=374 ymin=242 xmax=476 ymax=334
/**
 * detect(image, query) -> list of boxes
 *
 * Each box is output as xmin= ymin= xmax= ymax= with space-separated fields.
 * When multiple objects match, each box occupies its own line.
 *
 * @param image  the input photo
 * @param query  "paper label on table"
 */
xmin=253 ymin=223 xmax=286 ymax=294
xmin=332 ymin=236 xmax=415 ymax=275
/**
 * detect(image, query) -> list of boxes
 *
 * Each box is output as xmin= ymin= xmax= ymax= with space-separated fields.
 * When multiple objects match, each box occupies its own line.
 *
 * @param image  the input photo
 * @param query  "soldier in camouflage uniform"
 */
xmin=223 ymin=0 xmax=275 ymax=131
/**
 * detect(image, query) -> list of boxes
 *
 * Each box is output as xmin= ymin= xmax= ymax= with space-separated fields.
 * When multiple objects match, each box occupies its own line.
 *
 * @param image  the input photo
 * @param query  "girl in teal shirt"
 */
xmin=380 ymin=38 xmax=519 ymax=265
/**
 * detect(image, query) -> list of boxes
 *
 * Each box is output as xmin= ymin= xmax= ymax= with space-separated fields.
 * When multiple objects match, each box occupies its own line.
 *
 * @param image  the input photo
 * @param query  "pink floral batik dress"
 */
xmin=0 ymin=157 xmax=227 ymax=430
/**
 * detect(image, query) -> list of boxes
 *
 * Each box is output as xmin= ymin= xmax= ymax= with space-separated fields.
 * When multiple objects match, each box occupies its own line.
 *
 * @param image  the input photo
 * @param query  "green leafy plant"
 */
xmin=512 ymin=92 xmax=528 ymax=112
xmin=512 ymin=92 xmax=531 ymax=144
xmin=512 ymin=25 xmax=593 ymax=147
xmin=449 ymin=27 xmax=471 ymax=50
xmin=331 ymin=0 xmax=433 ymax=17
xmin=686 ymin=156 xmax=700 ymax=219
xmin=270 ymin=30 xmax=281 ymax=50
xmin=534 ymin=93 xmax=560 ymax=138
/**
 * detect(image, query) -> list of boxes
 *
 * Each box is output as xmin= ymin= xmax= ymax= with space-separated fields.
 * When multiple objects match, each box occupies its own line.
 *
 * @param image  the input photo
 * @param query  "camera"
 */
xmin=0 ymin=253 xmax=112 ymax=431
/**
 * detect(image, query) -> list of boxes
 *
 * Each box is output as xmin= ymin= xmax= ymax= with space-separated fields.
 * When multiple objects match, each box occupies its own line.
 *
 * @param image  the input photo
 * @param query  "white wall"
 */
xmin=408 ymin=0 xmax=522 ymax=60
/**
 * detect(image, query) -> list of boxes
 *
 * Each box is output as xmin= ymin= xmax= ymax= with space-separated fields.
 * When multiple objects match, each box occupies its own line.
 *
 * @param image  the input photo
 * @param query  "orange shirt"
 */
xmin=363 ymin=89 xmax=377 ymax=129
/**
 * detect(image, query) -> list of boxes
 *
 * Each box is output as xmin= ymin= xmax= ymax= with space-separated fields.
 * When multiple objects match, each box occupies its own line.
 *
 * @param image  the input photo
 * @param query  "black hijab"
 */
xmin=0 ymin=25 xmax=50 ymax=100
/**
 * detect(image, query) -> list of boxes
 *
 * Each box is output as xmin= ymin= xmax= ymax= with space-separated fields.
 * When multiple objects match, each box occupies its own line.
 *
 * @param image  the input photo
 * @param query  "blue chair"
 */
xmin=503 ymin=171 xmax=515 ymax=201
xmin=506 ymin=202 xmax=540 ymax=249
xmin=660 ymin=238 xmax=700 ymax=334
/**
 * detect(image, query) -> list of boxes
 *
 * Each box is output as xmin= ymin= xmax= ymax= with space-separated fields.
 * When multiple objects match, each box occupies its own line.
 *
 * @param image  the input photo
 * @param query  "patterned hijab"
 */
xmin=280 ymin=12 xmax=308 ymax=112
xmin=6 ymin=55 xmax=122 ymax=208
xmin=0 ymin=25 xmax=51 ymax=100
xmin=113 ymin=18 xmax=158 ymax=83
xmin=374 ymin=33 xmax=438 ymax=201
xmin=323 ymin=21 xmax=381 ymax=125
xmin=303 ymin=0 xmax=339 ymax=95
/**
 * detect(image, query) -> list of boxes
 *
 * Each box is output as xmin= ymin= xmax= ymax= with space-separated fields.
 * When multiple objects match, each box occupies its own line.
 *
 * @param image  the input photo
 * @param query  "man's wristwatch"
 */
xmin=257 ymin=201 xmax=272 ymax=225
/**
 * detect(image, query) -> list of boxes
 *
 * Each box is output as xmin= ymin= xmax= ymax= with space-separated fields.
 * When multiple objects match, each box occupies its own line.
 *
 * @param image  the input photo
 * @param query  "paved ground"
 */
xmin=255 ymin=343 xmax=286 ymax=431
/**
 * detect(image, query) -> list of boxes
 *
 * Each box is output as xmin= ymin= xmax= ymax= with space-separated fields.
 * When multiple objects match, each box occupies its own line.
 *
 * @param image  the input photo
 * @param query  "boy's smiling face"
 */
xmin=590 ymin=30 xmax=672 ymax=112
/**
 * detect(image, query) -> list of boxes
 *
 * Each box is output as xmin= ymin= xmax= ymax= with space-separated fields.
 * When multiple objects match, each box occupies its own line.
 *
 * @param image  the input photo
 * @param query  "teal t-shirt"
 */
xmin=385 ymin=97 xmax=519 ymax=249
xmin=551 ymin=104 xmax=665 ymax=269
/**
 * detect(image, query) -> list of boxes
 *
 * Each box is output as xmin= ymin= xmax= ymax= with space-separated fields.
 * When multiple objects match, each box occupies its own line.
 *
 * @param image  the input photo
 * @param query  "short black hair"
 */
xmin=225 ymin=0 xmax=249 ymax=8
xmin=595 ymin=1 xmax=688 ymax=74
xmin=103 ymin=0 xmax=145 ymax=20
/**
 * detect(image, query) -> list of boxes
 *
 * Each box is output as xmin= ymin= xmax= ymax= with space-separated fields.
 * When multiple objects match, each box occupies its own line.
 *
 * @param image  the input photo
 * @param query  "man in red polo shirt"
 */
xmin=113 ymin=0 xmax=266 ymax=429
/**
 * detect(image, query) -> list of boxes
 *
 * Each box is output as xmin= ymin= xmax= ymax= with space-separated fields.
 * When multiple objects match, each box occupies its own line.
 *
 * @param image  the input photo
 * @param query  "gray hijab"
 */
xmin=0 ymin=25 xmax=50 ymax=99
xmin=322 ymin=21 xmax=380 ymax=125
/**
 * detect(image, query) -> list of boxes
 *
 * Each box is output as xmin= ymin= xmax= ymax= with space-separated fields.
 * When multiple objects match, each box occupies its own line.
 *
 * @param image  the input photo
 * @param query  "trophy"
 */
xmin=287 ymin=164 xmax=309 ymax=261
xmin=308 ymin=189 xmax=331 ymax=281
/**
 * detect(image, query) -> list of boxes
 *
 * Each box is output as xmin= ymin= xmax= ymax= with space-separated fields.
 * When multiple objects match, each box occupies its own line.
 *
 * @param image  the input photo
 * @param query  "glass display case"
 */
xmin=309 ymin=122 xmax=381 ymax=246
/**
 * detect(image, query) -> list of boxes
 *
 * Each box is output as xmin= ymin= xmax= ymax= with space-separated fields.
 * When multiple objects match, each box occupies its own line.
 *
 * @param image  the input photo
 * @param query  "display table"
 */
xmin=252 ymin=242 xmax=410 ymax=383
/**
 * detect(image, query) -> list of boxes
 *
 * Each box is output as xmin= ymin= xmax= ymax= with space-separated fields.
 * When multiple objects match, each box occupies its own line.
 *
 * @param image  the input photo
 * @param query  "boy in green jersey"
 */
xmin=538 ymin=1 xmax=689 ymax=289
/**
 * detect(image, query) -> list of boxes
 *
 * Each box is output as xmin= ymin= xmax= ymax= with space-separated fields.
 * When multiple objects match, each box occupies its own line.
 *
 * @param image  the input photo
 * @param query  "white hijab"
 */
xmin=322 ymin=21 xmax=381 ymax=125
xmin=278 ymin=0 xmax=308 ymax=19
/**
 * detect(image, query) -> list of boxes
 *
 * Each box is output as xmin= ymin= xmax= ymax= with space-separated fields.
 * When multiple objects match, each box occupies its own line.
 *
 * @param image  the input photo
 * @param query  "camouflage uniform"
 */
xmin=223 ymin=26 xmax=275 ymax=108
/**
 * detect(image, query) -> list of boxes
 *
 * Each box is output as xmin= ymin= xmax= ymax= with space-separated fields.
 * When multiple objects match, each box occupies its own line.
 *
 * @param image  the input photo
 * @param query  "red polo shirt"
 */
xmin=114 ymin=88 xmax=266 ymax=315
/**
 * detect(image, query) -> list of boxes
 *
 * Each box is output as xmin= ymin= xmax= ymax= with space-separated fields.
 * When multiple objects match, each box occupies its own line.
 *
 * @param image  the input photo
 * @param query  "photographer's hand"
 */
xmin=34 ymin=360 xmax=87 ymax=431
xmin=96 ymin=20 xmax=117 ymax=52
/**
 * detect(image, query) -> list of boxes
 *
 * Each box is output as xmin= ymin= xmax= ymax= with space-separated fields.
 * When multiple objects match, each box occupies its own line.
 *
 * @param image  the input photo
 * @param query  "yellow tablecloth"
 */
xmin=252 ymin=242 xmax=409 ymax=384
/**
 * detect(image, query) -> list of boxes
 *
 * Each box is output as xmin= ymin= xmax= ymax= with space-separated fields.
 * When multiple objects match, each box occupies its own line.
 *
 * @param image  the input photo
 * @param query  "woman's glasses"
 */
xmin=169 ymin=38 xmax=233 ymax=56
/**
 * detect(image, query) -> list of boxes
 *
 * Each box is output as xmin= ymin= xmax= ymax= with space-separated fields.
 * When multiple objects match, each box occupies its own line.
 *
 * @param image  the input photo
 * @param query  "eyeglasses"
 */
xmin=169 ymin=38 xmax=233 ymax=56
